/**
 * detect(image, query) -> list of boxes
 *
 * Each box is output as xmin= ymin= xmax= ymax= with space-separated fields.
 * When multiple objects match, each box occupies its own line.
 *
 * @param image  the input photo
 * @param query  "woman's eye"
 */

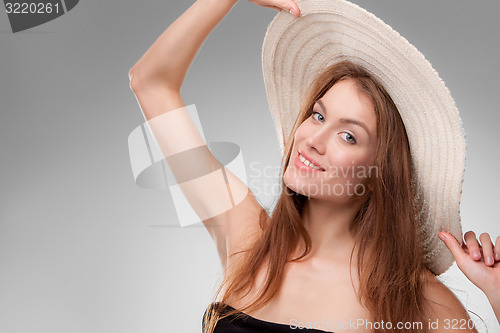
xmin=311 ymin=111 xmax=324 ymax=122
xmin=310 ymin=111 xmax=356 ymax=144
xmin=340 ymin=132 xmax=356 ymax=144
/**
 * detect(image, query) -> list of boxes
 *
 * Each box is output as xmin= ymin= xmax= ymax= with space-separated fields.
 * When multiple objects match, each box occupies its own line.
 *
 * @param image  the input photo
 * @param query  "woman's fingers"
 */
xmin=480 ymin=232 xmax=495 ymax=266
xmin=249 ymin=0 xmax=300 ymax=17
xmin=461 ymin=240 xmax=472 ymax=257
xmin=464 ymin=230 xmax=482 ymax=261
xmin=453 ymin=231 xmax=499 ymax=265
xmin=439 ymin=232 xmax=470 ymax=269
xmin=288 ymin=0 xmax=300 ymax=16
xmin=269 ymin=0 xmax=300 ymax=16
xmin=440 ymin=231 xmax=500 ymax=298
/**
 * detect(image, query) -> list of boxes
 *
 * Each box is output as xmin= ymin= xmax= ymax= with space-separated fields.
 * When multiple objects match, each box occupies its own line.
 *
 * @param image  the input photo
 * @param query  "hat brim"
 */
xmin=262 ymin=0 xmax=465 ymax=275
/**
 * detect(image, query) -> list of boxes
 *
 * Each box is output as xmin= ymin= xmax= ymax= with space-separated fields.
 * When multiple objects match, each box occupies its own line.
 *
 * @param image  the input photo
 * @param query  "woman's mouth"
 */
xmin=294 ymin=150 xmax=325 ymax=172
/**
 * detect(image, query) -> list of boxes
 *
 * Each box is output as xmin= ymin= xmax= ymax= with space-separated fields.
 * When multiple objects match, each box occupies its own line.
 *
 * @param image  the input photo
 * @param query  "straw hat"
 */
xmin=261 ymin=0 xmax=466 ymax=275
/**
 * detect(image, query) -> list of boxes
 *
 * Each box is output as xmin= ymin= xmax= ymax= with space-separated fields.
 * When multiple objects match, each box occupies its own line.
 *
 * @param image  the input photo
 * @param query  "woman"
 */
xmin=128 ymin=0 xmax=500 ymax=332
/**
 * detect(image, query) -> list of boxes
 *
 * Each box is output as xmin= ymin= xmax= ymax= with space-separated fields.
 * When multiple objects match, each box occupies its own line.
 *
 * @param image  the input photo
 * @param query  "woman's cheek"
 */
xmin=327 ymin=154 xmax=372 ymax=184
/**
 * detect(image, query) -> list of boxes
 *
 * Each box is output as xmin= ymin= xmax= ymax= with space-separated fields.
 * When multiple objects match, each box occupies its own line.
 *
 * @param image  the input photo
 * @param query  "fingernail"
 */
xmin=289 ymin=8 xmax=296 ymax=16
xmin=438 ymin=233 xmax=446 ymax=241
xmin=486 ymin=257 xmax=494 ymax=265
xmin=473 ymin=250 xmax=481 ymax=259
xmin=495 ymin=253 xmax=500 ymax=261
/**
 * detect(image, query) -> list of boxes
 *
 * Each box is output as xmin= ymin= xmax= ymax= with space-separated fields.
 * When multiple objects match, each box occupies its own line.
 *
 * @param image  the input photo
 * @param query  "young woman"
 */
xmin=128 ymin=0 xmax=500 ymax=332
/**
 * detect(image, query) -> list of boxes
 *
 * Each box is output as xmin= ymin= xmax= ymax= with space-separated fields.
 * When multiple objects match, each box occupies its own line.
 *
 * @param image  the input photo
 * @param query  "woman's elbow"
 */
xmin=128 ymin=66 xmax=145 ymax=92
xmin=128 ymin=66 xmax=179 ymax=93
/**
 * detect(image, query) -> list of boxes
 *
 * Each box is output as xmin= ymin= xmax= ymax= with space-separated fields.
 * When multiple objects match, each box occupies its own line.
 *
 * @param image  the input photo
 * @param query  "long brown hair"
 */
xmin=203 ymin=60 xmax=429 ymax=333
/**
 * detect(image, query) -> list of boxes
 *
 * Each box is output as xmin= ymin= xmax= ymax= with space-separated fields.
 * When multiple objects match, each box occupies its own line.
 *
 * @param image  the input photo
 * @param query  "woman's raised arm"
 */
xmin=129 ymin=0 xmax=238 ymax=93
xmin=127 ymin=0 xmax=299 ymax=269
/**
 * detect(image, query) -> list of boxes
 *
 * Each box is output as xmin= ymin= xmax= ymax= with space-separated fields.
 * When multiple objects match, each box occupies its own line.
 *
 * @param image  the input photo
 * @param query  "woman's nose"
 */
xmin=305 ymin=127 xmax=328 ymax=155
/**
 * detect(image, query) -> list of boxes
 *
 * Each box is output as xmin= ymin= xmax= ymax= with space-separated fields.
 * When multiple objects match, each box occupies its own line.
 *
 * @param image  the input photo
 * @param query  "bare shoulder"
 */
xmin=422 ymin=269 xmax=478 ymax=333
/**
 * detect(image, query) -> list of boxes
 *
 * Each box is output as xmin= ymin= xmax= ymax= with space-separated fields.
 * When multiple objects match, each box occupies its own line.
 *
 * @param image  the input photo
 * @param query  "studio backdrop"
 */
xmin=1 ymin=1 xmax=499 ymax=332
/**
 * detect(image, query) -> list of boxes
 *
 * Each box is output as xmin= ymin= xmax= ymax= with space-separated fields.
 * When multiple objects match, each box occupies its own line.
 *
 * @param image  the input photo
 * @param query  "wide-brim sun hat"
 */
xmin=261 ymin=0 xmax=466 ymax=276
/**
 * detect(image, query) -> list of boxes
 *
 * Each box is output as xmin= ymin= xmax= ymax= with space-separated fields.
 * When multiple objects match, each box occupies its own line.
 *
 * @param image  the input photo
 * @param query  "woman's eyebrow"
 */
xmin=316 ymin=99 xmax=371 ymax=137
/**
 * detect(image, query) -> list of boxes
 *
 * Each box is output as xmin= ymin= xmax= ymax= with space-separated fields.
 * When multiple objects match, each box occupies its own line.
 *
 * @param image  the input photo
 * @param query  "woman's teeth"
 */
xmin=299 ymin=153 xmax=321 ymax=170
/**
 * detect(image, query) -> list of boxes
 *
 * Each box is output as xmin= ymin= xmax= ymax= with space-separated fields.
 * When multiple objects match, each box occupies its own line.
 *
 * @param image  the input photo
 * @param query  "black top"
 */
xmin=203 ymin=302 xmax=335 ymax=332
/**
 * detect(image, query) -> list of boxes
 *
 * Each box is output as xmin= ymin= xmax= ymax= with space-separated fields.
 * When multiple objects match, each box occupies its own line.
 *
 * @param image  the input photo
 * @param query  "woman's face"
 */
xmin=284 ymin=78 xmax=378 ymax=204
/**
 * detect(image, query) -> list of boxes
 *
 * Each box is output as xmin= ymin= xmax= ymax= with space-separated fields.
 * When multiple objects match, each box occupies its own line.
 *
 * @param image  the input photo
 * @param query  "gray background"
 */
xmin=1 ymin=0 xmax=499 ymax=332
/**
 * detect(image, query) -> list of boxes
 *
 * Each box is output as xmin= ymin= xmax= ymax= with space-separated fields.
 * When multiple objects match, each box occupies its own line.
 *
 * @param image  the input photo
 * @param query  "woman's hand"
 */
xmin=439 ymin=230 xmax=500 ymax=298
xmin=247 ymin=0 xmax=300 ymax=16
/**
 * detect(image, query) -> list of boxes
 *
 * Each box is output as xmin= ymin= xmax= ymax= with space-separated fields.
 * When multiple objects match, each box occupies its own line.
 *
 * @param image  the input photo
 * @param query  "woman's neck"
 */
xmin=295 ymin=197 xmax=363 ymax=263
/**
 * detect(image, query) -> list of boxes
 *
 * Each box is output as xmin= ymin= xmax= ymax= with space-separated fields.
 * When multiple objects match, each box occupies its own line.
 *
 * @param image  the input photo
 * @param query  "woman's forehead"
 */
xmin=316 ymin=79 xmax=376 ymax=124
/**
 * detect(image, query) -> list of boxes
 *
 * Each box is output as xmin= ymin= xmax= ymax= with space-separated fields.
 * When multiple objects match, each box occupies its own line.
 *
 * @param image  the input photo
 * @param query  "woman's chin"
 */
xmin=283 ymin=176 xmax=303 ymax=196
xmin=283 ymin=179 xmax=318 ymax=199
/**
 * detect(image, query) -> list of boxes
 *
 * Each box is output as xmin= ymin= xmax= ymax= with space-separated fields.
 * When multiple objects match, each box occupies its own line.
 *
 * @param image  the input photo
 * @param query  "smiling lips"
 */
xmin=295 ymin=149 xmax=326 ymax=172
